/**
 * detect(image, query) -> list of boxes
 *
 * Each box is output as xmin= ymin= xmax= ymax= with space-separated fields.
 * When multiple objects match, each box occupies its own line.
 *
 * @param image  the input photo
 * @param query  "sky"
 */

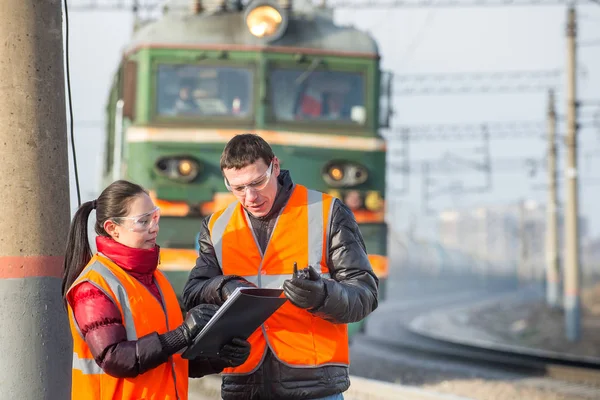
xmin=63 ymin=2 xmax=600 ymax=240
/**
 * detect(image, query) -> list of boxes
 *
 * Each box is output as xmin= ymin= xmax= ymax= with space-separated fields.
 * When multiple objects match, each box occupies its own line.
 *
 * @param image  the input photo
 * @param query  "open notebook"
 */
xmin=182 ymin=287 xmax=288 ymax=359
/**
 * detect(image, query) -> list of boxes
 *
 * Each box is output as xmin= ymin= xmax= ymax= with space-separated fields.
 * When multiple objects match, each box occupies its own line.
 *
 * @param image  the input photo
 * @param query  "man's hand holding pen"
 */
xmin=283 ymin=262 xmax=327 ymax=310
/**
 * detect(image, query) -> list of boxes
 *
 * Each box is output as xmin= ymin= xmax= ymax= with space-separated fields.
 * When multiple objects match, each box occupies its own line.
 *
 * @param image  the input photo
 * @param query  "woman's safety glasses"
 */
xmin=224 ymin=162 xmax=273 ymax=196
xmin=111 ymin=207 xmax=161 ymax=232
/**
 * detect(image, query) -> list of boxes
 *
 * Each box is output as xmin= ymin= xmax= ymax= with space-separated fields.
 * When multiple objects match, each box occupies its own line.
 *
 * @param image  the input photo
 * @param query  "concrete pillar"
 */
xmin=0 ymin=1 xmax=72 ymax=398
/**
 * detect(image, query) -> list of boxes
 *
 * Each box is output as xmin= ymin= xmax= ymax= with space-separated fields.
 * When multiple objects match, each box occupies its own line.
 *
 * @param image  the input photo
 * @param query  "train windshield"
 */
xmin=269 ymin=68 xmax=366 ymax=125
xmin=155 ymin=64 xmax=253 ymax=118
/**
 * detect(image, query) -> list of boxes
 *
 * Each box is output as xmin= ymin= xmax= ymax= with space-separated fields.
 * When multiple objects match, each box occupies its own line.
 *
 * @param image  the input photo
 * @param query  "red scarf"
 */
xmin=96 ymin=236 xmax=162 ymax=303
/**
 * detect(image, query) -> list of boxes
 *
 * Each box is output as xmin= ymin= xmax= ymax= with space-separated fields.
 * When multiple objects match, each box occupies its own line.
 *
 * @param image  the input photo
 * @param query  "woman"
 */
xmin=62 ymin=180 xmax=250 ymax=399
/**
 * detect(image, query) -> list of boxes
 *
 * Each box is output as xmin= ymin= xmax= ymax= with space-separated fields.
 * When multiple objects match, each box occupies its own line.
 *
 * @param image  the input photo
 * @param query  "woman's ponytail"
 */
xmin=61 ymin=200 xmax=96 ymax=303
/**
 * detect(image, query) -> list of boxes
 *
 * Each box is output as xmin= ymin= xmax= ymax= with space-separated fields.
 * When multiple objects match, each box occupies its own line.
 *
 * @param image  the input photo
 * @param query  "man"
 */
xmin=171 ymin=78 xmax=199 ymax=115
xmin=183 ymin=133 xmax=379 ymax=400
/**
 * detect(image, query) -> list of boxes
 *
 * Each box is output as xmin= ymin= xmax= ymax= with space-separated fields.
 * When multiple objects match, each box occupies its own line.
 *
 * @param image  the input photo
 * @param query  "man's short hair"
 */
xmin=220 ymin=133 xmax=275 ymax=170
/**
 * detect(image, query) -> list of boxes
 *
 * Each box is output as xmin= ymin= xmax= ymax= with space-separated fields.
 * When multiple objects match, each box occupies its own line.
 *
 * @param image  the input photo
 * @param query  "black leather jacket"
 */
xmin=183 ymin=170 xmax=379 ymax=400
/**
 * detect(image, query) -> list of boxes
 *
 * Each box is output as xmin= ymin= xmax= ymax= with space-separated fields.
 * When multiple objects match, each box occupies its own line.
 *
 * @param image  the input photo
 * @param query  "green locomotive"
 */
xmin=102 ymin=0 xmax=392 ymax=336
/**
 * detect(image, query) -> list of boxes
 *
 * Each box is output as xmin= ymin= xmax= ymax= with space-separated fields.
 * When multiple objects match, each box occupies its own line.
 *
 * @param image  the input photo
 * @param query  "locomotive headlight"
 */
xmin=247 ymin=6 xmax=281 ymax=37
xmin=329 ymin=166 xmax=344 ymax=181
xmin=322 ymin=161 xmax=368 ymax=187
xmin=155 ymin=156 xmax=201 ymax=183
xmin=178 ymin=160 xmax=194 ymax=176
xmin=244 ymin=1 xmax=288 ymax=42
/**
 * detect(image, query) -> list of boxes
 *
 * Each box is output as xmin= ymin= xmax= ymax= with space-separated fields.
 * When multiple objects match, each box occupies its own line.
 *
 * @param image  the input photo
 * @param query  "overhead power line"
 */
xmin=327 ymin=0 xmax=581 ymax=8
xmin=386 ymin=122 xmax=544 ymax=141
xmin=394 ymin=69 xmax=562 ymax=95
xmin=69 ymin=0 xmax=157 ymax=11
xmin=396 ymin=83 xmax=561 ymax=95
xmin=383 ymin=119 xmax=599 ymax=141
xmin=390 ymin=155 xmax=542 ymax=174
xmin=397 ymin=70 xmax=562 ymax=82
xmin=67 ymin=0 xmax=589 ymax=11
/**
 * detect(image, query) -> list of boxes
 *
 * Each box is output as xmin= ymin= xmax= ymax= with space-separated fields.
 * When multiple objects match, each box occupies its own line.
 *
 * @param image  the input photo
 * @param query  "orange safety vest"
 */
xmin=66 ymin=253 xmax=188 ymax=400
xmin=208 ymin=184 xmax=349 ymax=375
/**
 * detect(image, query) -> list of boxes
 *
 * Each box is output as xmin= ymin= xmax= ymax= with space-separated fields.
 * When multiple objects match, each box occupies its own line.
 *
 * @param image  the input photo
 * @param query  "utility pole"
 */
xmin=518 ymin=200 xmax=528 ymax=286
xmin=132 ymin=0 xmax=141 ymax=31
xmin=546 ymin=89 xmax=561 ymax=308
xmin=422 ymin=162 xmax=432 ymax=214
xmin=0 ymin=1 xmax=71 ymax=398
xmin=564 ymin=5 xmax=581 ymax=342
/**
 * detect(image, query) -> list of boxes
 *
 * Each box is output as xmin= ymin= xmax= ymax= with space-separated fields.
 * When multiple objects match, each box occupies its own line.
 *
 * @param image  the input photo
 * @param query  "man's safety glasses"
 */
xmin=110 ymin=207 xmax=161 ymax=232
xmin=224 ymin=162 xmax=273 ymax=196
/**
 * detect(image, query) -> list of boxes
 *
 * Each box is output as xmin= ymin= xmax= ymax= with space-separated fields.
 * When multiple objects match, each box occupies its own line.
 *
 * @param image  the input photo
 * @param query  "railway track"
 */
xmin=350 ymin=287 xmax=600 ymax=400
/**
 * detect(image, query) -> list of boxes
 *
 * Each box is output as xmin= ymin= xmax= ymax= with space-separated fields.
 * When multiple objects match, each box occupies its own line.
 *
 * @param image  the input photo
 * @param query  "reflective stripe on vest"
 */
xmin=76 ymin=258 xmax=138 ymax=340
xmin=95 ymin=256 xmax=139 ymax=340
xmin=72 ymin=353 xmax=103 ymax=375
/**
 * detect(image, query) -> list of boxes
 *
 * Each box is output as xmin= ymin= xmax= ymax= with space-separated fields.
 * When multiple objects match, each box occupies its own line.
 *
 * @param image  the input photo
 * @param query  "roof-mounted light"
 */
xmin=244 ymin=0 xmax=288 ymax=42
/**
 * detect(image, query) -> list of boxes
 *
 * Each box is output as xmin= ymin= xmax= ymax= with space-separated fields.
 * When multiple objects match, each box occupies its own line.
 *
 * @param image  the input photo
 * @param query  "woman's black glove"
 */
xmin=216 ymin=338 xmax=251 ymax=367
xmin=178 ymin=304 xmax=219 ymax=345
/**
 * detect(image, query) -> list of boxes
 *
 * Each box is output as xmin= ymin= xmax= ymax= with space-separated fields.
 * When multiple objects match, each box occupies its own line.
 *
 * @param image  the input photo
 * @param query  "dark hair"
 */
xmin=61 ymin=180 xmax=148 ymax=303
xmin=220 ymin=133 xmax=274 ymax=170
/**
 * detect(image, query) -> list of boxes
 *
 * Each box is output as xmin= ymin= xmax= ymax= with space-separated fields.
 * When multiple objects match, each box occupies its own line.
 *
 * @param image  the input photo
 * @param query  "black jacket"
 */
xmin=183 ymin=170 xmax=379 ymax=400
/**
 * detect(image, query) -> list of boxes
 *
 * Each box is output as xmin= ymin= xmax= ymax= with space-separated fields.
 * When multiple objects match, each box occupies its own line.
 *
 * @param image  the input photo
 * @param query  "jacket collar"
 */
xmin=95 ymin=236 xmax=159 ymax=276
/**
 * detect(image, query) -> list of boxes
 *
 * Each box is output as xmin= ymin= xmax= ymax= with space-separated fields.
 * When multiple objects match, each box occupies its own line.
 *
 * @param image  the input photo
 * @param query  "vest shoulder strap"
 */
xmin=69 ymin=256 xmax=138 ymax=340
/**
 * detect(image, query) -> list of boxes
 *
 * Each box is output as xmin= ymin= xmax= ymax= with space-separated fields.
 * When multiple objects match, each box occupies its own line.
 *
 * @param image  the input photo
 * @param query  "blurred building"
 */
xmin=437 ymin=201 xmax=590 ymax=281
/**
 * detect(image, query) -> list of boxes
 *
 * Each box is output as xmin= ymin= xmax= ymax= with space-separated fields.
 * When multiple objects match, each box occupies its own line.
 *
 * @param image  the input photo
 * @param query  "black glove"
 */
xmin=219 ymin=278 xmax=257 ymax=302
xmin=179 ymin=304 xmax=219 ymax=345
xmin=282 ymin=264 xmax=327 ymax=310
xmin=217 ymin=338 xmax=251 ymax=367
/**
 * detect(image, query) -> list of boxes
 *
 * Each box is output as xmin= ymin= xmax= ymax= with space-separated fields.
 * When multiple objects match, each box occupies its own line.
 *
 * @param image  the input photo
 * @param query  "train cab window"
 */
xmin=269 ymin=68 xmax=366 ymax=125
xmin=155 ymin=64 xmax=253 ymax=118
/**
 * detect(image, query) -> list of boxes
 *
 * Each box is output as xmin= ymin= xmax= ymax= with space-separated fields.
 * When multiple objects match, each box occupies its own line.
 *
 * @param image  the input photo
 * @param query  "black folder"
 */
xmin=182 ymin=287 xmax=288 ymax=359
